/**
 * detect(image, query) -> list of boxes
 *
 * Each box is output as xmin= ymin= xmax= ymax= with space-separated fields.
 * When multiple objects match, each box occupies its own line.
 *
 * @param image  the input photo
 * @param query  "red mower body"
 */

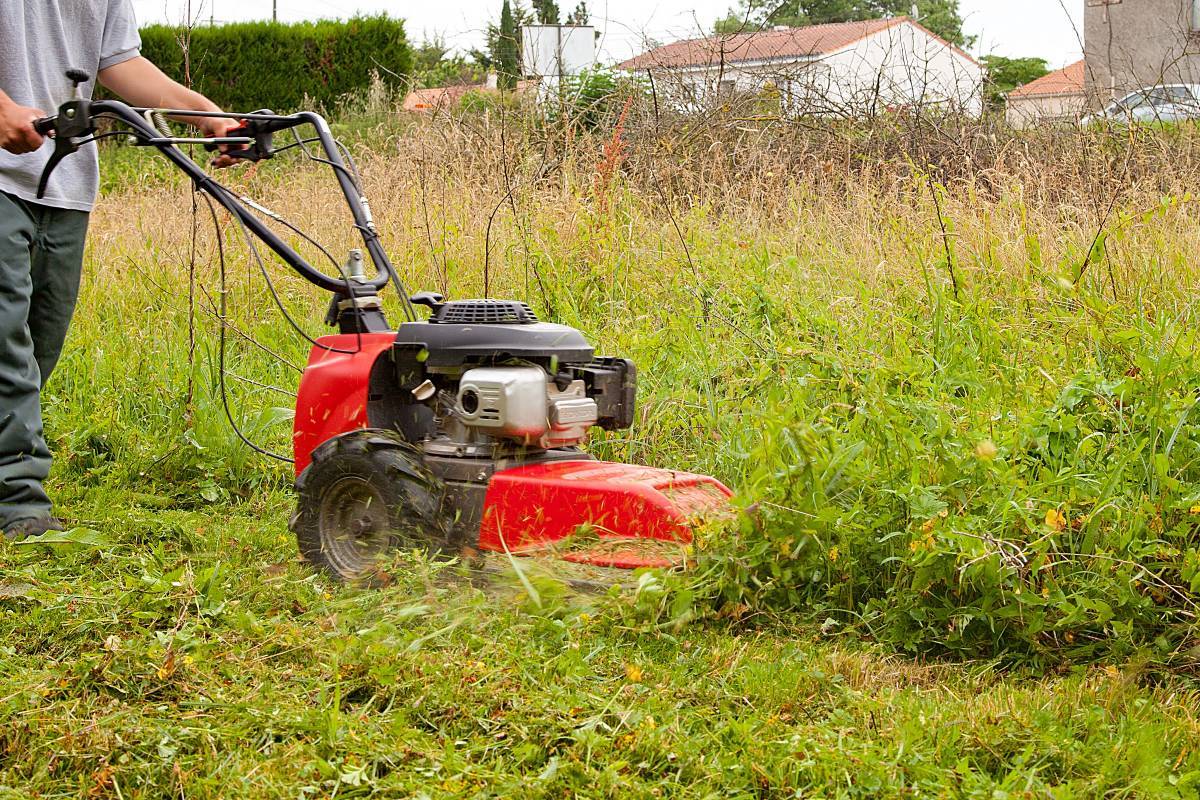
xmin=294 ymin=334 xmax=734 ymax=571
xmin=293 ymin=333 xmax=395 ymax=475
xmin=478 ymin=461 xmax=732 ymax=568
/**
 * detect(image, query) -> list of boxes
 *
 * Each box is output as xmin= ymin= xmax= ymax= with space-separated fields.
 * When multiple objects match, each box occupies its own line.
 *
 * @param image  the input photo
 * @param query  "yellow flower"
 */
xmin=1190 ymin=505 xmax=1200 ymax=515
xmin=975 ymin=439 xmax=998 ymax=461
xmin=625 ymin=664 xmax=643 ymax=683
xmin=578 ymin=612 xmax=591 ymax=624
xmin=828 ymin=546 xmax=839 ymax=562
xmin=1044 ymin=508 xmax=1067 ymax=532
xmin=921 ymin=518 xmax=937 ymax=534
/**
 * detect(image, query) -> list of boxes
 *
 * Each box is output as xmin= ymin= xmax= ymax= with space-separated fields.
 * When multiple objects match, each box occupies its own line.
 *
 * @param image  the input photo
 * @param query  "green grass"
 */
xmin=4 ymin=115 xmax=1200 ymax=796
xmin=4 ymin=495 xmax=1199 ymax=797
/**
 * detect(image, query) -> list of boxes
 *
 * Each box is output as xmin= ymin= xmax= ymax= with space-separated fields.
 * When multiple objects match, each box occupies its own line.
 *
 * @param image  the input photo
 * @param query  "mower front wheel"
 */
xmin=291 ymin=430 xmax=447 ymax=582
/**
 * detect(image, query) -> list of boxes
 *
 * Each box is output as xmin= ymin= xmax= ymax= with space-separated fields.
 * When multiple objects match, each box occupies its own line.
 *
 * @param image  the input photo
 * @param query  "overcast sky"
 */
xmin=130 ymin=1 xmax=1087 ymax=69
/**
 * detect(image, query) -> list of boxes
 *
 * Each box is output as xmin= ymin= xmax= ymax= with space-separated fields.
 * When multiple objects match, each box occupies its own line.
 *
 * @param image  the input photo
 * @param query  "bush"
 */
xmin=685 ymin=288 xmax=1200 ymax=668
xmin=138 ymin=17 xmax=411 ymax=113
xmin=550 ymin=69 xmax=644 ymax=129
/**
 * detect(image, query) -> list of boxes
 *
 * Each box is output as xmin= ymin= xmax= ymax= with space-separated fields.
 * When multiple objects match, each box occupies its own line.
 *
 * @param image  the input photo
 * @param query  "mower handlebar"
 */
xmin=32 ymin=82 xmax=410 ymax=312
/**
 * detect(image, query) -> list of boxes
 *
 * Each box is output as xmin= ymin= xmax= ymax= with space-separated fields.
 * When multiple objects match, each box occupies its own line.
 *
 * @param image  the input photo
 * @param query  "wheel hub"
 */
xmin=318 ymin=475 xmax=392 ymax=577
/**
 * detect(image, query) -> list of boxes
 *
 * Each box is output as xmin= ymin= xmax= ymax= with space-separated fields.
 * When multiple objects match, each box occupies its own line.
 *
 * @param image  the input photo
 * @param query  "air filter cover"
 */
xmin=431 ymin=299 xmax=538 ymax=325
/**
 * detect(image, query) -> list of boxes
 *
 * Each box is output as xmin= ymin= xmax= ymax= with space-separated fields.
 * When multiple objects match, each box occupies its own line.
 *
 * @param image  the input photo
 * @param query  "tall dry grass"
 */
xmin=75 ymin=104 xmax=1200 ymax=665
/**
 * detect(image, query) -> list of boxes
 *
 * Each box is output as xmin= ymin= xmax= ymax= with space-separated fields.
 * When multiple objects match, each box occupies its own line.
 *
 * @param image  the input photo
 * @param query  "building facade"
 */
xmin=1006 ymin=60 xmax=1088 ymax=127
xmin=1084 ymin=0 xmax=1200 ymax=100
xmin=618 ymin=18 xmax=984 ymax=117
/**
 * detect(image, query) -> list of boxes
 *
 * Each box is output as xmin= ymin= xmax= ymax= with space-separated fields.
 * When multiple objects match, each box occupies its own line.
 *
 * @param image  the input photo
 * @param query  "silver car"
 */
xmin=1083 ymin=84 xmax=1200 ymax=125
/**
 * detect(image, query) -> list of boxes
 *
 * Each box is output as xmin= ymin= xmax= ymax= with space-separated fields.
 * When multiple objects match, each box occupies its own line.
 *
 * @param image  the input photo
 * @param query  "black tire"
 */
xmin=291 ymin=430 xmax=446 ymax=582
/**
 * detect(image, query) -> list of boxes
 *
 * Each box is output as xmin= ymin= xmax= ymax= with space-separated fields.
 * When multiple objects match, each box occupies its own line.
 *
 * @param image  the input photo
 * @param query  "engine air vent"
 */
xmin=431 ymin=299 xmax=538 ymax=325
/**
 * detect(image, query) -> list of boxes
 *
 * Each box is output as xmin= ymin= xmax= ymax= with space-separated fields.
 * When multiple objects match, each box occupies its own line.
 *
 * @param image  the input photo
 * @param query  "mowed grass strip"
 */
xmin=2 ymin=492 xmax=1198 ymax=797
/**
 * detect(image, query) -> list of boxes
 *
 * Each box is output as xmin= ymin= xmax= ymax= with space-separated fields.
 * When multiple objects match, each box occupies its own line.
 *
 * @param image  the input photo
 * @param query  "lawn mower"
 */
xmin=34 ymin=70 xmax=733 ymax=580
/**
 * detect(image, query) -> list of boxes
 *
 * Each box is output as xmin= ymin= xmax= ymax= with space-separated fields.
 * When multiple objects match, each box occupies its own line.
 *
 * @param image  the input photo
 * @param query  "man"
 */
xmin=0 ymin=1 xmax=239 ymax=540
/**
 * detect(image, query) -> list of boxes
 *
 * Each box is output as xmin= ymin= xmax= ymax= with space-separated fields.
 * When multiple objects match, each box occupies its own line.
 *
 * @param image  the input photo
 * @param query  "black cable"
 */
xmin=201 ymin=175 xmax=365 ymax=356
xmin=200 ymin=193 xmax=294 ymax=464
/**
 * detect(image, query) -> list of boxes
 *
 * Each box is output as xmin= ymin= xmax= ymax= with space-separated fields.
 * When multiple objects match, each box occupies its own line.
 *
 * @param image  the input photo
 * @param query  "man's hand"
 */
xmin=0 ymin=92 xmax=46 ymax=155
xmin=196 ymin=116 xmax=245 ymax=169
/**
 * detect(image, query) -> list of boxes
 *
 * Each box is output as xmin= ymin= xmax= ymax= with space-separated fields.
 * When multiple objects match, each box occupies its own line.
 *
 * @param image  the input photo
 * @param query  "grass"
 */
xmin=4 ymin=497 xmax=1199 ymax=798
xmin=4 ymin=107 xmax=1200 ymax=796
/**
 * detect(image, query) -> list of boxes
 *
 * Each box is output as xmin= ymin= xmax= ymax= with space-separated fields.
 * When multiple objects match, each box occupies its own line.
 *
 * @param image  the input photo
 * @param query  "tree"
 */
xmin=533 ymin=0 xmax=559 ymax=24
xmin=412 ymin=35 xmax=484 ymax=88
xmin=980 ymin=55 xmax=1049 ymax=111
xmin=469 ymin=1 xmax=533 ymax=81
xmin=566 ymin=1 xmax=589 ymax=25
xmin=715 ymin=0 xmax=973 ymax=49
xmin=497 ymin=0 xmax=520 ymax=89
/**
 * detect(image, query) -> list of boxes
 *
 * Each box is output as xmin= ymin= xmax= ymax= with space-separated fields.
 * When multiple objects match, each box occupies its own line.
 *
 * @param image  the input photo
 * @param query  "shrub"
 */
xmin=686 ymin=294 xmax=1200 ymax=667
xmin=138 ymin=17 xmax=411 ymax=113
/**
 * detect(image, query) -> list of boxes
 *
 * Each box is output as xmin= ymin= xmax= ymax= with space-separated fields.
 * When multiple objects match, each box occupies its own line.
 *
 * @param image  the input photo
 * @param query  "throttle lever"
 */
xmin=33 ymin=117 xmax=55 ymax=137
xmin=202 ymin=111 xmax=278 ymax=162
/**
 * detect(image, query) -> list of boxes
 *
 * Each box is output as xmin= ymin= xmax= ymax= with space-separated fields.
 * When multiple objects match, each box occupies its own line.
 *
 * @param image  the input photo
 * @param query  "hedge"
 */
xmin=137 ymin=17 xmax=411 ymax=113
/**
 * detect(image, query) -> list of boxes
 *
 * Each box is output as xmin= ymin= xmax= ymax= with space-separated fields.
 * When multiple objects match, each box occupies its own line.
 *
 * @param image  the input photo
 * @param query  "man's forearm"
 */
xmin=98 ymin=57 xmax=222 ymax=128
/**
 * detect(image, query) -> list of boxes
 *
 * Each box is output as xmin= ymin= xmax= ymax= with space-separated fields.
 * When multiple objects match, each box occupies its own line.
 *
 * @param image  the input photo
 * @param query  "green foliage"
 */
xmin=553 ymin=68 xmax=627 ymax=128
xmin=497 ymin=0 xmax=521 ymax=91
xmin=138 ymin=16 xmax=411 ymax=112
xmin=468 ymin=0 xmax=530 ymax=82
xmin=12 ymin=100 xmax=1200 ymax=794
xmin=982 ymin=55 xmax=1051 ymax=111
xmin=533 ymin=0 xmax=560 ymax=24
xmin=720 ymin=0 xmax=974 ymax=48
xmin=566 ymin=1 xmax=591 ymax=25
xmin=685 ymin=284 xmax=1200 ymax=666
xmin=411 ymin=35 xmax=484 ymax=89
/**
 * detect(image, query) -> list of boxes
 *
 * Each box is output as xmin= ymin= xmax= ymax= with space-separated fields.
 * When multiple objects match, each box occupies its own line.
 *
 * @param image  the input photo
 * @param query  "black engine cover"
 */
xmin=392 ymin=320 xmax=594 ymax=367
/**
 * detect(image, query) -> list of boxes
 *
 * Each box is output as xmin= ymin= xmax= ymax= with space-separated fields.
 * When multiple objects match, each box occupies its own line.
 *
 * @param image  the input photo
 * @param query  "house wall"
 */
xmin=826 ymin=22 xmax=983 ymax=114
xmin=648 ymin=21 xmax=983 ymax=116
xmin=1084 ymin=0 xmax=1200 ymax=101
xmin=1005 ymin=92 xmax=1089 ymax=128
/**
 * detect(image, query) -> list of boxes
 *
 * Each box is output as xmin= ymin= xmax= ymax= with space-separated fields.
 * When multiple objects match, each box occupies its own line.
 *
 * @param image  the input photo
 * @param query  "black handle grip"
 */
xmin=33 ymin=117 xmax=55 ymax=136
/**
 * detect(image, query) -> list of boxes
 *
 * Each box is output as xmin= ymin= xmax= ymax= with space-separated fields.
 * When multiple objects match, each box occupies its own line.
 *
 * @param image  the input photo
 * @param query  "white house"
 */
xmin=1005 ymin=60 xmax=1087 ymax=128
xmin=617 ymin=17 xmax=984 ymax=116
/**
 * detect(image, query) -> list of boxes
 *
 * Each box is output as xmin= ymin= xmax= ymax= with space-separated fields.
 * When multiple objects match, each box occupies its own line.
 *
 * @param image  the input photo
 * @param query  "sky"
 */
xmin=130 ymin=0 xmax=1087 ymax=70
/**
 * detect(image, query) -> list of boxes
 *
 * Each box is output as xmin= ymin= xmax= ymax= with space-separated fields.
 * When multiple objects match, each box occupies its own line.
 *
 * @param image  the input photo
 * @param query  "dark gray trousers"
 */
xmin=0 ymin=190 xmax=87 ymax=528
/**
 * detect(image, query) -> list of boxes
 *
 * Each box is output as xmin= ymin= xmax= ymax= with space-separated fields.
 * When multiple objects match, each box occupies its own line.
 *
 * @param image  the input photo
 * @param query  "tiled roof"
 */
xmin=402 ymin=85 xmax=474 ymax=112
xmin=1007 ymin=60 xmax=1086 ymax=98
xmin=618 ymin=16 xmax=977 ymax=71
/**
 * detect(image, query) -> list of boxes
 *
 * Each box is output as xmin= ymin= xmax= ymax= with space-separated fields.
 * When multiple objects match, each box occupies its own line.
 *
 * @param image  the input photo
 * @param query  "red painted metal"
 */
xmin=477 ymin=460 xmax=734 ymax=569
xmin=292 ymin=333 xmax=395 ymax=475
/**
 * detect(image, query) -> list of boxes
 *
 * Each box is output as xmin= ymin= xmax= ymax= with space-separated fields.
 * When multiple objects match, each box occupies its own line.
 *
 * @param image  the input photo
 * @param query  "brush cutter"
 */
xmin=35 ymin=72 xmax=733 ymax=580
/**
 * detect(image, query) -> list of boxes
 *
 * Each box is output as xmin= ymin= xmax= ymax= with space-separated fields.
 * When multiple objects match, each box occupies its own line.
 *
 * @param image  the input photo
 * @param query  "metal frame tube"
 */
xmin=90 ymin=101 xmax=415 ymax=320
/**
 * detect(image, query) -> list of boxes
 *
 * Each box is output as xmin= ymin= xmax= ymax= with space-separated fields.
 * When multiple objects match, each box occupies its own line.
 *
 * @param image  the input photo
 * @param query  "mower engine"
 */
xmin=291 ymin=295 xmax=733 ymax=580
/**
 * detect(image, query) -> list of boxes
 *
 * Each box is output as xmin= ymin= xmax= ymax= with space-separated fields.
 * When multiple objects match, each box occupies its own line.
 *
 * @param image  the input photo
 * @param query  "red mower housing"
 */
xmin=293 ymin=332 xmax=734 ymax=574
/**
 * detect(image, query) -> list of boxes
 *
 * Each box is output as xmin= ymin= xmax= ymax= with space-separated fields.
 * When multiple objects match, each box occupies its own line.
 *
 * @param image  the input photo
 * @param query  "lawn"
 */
xmin=3 ymin=110 xmax=1200 ymax=797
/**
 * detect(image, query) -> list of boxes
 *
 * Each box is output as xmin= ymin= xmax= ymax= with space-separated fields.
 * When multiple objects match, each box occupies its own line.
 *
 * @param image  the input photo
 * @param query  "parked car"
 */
xmin=1082 ymin=84 xmax=1200 ymax=125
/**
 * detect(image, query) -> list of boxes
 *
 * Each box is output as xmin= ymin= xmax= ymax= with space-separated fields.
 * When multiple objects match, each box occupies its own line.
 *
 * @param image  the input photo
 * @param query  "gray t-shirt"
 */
xmin=0 ymin=0 xmax=141 ymax=212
